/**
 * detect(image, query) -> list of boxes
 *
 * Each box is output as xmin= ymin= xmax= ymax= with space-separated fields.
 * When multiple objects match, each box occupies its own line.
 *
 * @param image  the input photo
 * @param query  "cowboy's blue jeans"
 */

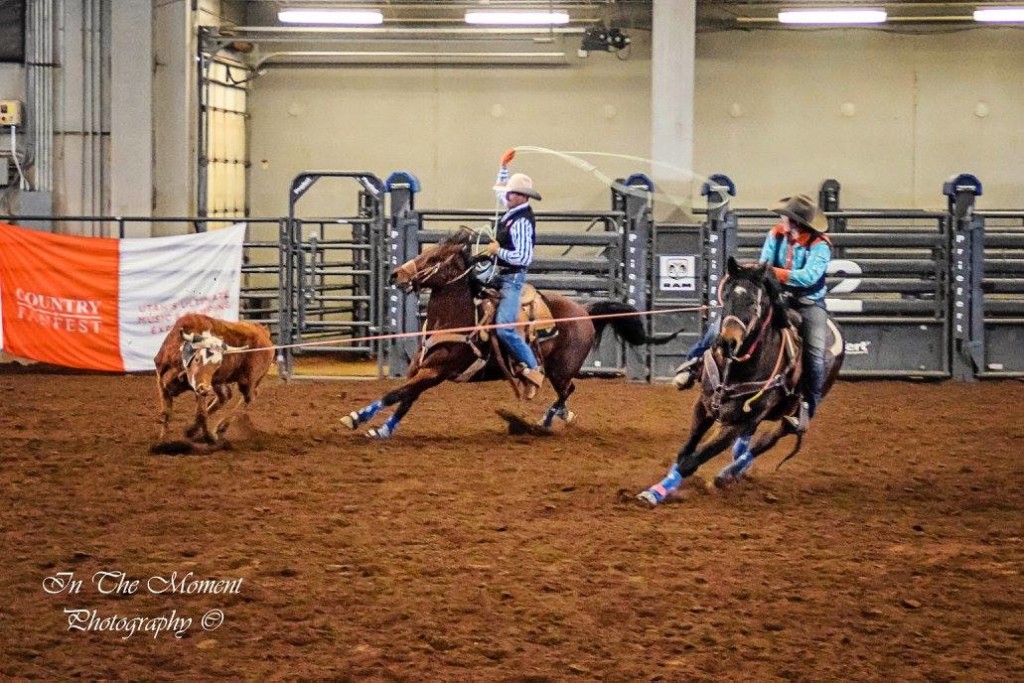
xmin=685 ymin=317 xmax=721 ymax=361
xmin=496 ymin=270 xmax=538 ymax=369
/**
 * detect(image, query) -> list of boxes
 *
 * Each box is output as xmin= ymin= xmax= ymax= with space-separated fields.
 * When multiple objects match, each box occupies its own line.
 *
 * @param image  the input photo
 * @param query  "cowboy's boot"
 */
xmin=672 ymin=357 xmax=701 ymax=390
xmin=519 ymin=364 xmax=545 ymax=401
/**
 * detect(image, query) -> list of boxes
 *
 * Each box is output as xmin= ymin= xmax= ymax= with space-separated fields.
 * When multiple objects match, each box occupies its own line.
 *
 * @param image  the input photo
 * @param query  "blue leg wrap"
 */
xmin=641 ymin=464 xmax=683 ymax=505
xmin=382 ymin=414 xmax=401 ymax=436
xmin=542 ymin=406 xmax=559 ymax=429
xmin=732 ymin=435 xmax=752 ymax=461
xmin=718 ymin=436 xmax=754 ymax=483
xmin=357 ymin=400 xmax=383 ymax=423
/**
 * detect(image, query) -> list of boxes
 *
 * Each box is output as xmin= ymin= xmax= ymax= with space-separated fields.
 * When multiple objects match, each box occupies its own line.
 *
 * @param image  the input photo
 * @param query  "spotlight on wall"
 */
xmin=974 ymin=7 xmax=1024 ymax=22
xmin=464 ymin=11 xmax=570 ymax=25
xmin=278 ymin=9 xmax=384 ymax=25
xmin=580 ymin=27 xmax=631 ymax=52
xmin=778 ymin=9 xmax=887 ymax=25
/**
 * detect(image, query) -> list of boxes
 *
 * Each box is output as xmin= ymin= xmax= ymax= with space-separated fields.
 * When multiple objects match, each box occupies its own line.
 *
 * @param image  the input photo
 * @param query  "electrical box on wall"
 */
xmin=0 ymin=100 xmax=22 ymax=126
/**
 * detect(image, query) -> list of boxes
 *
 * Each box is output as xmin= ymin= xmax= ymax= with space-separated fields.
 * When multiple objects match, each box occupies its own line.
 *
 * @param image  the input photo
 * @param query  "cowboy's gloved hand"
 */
xmin=479 ymin=241 xmax=500 ymax=257
xmin=500 ymin=148 xmax=516 ymax=166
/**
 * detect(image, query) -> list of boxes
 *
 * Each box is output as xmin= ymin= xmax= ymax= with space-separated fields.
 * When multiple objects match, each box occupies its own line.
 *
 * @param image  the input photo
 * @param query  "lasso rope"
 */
xmin=509 ymin=146 xmax=728 ymax=214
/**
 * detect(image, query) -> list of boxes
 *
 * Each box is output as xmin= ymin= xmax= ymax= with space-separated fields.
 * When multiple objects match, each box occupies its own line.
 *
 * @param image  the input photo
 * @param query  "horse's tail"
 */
xmin=774 ymin=432 xmax=804 ymax=471
xmin=587 ymin=301 xmax=685 ymax=349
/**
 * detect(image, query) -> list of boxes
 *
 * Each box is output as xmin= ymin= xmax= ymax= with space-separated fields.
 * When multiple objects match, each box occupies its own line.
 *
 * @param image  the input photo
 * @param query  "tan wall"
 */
xmin=248 ymin=37 xmax=653 ymax=218
xmin=248 ymin=26 xmax=1023 ymax=217
xmin=695 ymin=28 xmax=1024 ymax=210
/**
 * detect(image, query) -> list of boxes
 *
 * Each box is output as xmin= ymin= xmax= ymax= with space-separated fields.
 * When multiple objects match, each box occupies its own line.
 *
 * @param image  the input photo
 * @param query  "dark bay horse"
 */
xmin=341 ymin=229 xmax=681 ymax=439
xmin=637 ymin=256 xmax=845 ymax=507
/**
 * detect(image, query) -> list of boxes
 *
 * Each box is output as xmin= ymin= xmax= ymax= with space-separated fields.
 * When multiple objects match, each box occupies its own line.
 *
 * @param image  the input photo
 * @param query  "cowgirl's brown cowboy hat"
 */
xmin=770 ymin=194 xmax=828 ymax=233
xmin=493 ymin=173 xmax=542 ymax=201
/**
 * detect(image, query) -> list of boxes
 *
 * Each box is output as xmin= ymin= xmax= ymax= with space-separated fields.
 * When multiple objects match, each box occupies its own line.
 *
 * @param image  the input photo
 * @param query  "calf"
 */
xmin=154 ymin=313 xmax=274 ymax=444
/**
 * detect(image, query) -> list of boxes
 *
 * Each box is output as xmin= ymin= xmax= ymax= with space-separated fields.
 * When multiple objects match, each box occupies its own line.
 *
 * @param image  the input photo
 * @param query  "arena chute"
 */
xmin=0 ymin=222 xmax=245 ymax=372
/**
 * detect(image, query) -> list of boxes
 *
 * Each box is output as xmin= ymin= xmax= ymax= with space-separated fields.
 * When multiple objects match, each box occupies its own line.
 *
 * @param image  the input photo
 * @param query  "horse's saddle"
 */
xmin=476 ymin=284 xmax=558 ymax=344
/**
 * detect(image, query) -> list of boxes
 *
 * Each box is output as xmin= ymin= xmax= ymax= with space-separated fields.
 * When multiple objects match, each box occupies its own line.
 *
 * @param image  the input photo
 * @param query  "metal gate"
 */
xmin=976 ymin=209 xmax=1024 ymax=377
xmin=278 ymin=172 xmax=388 ymax=377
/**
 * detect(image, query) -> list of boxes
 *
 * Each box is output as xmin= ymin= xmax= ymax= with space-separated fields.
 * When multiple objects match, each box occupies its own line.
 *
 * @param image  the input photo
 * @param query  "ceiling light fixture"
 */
xmin=974 ymin=7 xmax=1024 ymax=22
xmin=464 ymin=11 xmax=570 ymax=26
xmin=778 ymin=9 xmax=887 ymax=25
xmin=278 ymin=9 xmax=384 ymax=25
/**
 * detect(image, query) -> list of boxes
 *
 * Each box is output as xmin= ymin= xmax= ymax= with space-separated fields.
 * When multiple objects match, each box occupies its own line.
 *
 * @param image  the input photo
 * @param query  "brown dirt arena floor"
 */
xmin=1 ymin=371 xmax=1022 ymax=682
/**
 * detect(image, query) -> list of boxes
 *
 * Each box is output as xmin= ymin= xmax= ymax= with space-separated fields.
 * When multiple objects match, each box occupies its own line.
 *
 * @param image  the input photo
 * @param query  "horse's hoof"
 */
xmin=365 ymin=427 xmax=391 ymax=440
xmin=715 ymin=458 xmax=752 ymax=488
xmin=340 ymin=412 xmax=359 ymax=430
xmin=636 ymin=490 xmax=659 ymax=508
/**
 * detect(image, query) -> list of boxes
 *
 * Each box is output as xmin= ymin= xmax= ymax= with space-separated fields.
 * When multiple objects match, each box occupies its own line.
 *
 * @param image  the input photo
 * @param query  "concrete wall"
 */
xmin=249 ymin=26 xmax=1024 ymax=217
xmin=695 ymin=28 xmax=1024 ymax=210
xmin=0 ymin=67 xmax=23 ymax=99
xmin=248 ymin=39 xmax=653 ymax=218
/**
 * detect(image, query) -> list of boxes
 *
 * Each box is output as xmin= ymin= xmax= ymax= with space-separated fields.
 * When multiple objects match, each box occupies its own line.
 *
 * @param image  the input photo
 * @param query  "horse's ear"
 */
xmin=752 ymin=261 xmax=769 ymax=280
xmin=727 ymin=255 xmax=741 ymax=277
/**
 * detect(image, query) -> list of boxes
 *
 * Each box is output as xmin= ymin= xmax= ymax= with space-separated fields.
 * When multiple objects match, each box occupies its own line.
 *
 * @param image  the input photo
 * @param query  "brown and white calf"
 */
xmin=154 ymin=313 xmax=274 ymax=443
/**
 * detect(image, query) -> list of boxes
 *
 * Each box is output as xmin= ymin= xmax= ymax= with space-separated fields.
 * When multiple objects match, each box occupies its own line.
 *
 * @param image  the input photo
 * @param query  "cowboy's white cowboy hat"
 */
xmin=493 ymin=173 xmax=542 ymax=201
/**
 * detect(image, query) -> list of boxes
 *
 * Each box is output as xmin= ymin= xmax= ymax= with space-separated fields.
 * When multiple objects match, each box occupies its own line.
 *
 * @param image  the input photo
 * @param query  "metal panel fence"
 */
xmin=5 ymin=171 xmax=1018 ymax=382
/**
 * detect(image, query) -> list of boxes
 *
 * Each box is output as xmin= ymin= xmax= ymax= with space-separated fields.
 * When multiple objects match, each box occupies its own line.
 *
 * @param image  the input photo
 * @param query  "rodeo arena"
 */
xmin=1 ymin=1 xmax=1023 ymax=681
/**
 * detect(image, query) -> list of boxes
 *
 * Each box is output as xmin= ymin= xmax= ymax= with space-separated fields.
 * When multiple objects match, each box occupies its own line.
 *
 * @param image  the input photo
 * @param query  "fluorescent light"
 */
xmin=974 ymin=8 xmax=1024 ymax=22
xmin=464 ymin=11 xmax=570 ymax=26
xmin=778 ymin=9 xmax=887 ymax=25
xmin=278 ymin=9 xmax=384 ymax=25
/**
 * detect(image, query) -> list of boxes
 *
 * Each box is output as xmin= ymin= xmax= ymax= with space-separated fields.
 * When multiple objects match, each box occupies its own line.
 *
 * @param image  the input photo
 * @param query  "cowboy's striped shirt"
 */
xmin=497 ymin=204 xmax=534 ymax=267
xmin=494 ymin=165 xmax=534 ymax=268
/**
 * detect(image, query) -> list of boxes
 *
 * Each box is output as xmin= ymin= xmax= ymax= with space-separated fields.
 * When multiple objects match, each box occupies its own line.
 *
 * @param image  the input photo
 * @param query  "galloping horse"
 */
xmin=637 ymin=256 xmax=845 ymax=506
xmin=341 ymin=229 xmax=681 ymax=439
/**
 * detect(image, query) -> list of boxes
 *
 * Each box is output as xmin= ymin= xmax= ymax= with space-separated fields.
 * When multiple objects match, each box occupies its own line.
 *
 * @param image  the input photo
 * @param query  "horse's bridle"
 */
xmin=395 ymin=248 xmax=477 ymax=291
xmin=720 ymin=283 xmax=773 ymax=362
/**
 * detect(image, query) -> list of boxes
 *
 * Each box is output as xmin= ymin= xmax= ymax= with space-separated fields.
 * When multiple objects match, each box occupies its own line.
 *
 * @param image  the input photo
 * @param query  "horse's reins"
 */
xmin=403 ymin=250 xmax=472 ymax=289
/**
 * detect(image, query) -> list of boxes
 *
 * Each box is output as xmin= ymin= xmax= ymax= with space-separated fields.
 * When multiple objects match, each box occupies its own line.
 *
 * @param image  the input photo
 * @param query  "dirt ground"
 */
xmin=1 ymin=370 xmax=1022 ymax=682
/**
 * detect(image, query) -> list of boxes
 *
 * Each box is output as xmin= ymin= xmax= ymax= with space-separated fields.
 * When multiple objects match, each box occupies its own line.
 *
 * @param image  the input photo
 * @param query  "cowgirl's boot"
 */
xmin=785 ymin=356 xmax=824 ymax=433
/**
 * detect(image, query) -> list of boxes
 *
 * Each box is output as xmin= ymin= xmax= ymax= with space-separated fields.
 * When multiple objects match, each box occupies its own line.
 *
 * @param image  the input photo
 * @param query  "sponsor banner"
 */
xmin=0 ymin=224 xmax=121 ymax=370
xmin=0 ymin=222 xmax=245 ymax=372
xmin=118 ymin=225 xmax=244 ymax=372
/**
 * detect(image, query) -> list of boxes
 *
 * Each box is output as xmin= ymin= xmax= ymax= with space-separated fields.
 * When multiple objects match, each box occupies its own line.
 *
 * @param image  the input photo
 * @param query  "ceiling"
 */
xmin=238 ymin=1 xmax=1024 ymax=30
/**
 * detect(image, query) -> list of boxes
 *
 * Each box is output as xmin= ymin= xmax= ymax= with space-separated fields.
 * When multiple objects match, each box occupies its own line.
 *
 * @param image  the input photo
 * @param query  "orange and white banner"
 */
xmin=0 ymin=222 xmax=246 ymax=372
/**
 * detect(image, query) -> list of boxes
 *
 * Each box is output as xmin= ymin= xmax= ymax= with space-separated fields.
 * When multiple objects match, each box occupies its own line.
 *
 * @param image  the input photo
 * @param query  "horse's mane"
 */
xmin=729 ymin=262 xmax=790 ymax=330
xmin=439 ymin=227 xmax=475 ymax=248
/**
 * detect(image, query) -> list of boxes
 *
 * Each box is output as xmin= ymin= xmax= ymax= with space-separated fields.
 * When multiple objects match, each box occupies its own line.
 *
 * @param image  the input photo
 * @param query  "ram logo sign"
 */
xmin=658 ymin=255 xmax=696 ymax=292
xmin=845 ymin=340 xmax=871 ymax=355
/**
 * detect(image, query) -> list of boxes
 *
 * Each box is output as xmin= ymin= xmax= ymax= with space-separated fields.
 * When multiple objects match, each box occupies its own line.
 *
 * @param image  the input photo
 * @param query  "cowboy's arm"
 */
xmin=758 ymin=223 xmax=787 ymax=264
xmin=772 ymin=241 xmax=830 ymax=287
xmin=497 ymin=216 xmax=533 ymax=267
xmin=494 ymin=165 xmax=510 ymax=203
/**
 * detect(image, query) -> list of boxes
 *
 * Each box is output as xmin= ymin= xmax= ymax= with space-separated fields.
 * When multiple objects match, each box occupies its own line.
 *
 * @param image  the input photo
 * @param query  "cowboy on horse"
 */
xmin=477 ymin=148 xmax=547 ymax=399
xmin=674 ymin=194 xmax=833 ymax=433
